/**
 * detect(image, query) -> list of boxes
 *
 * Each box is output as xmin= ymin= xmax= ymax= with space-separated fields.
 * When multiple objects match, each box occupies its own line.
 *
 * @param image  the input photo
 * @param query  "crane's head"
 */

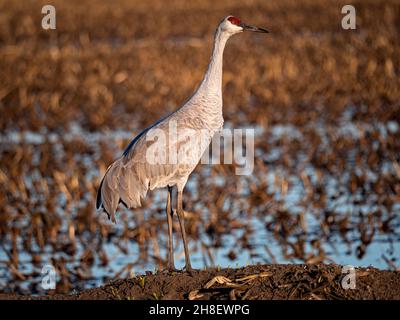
xmin=220 ymin=15 xmax=269 ymax=35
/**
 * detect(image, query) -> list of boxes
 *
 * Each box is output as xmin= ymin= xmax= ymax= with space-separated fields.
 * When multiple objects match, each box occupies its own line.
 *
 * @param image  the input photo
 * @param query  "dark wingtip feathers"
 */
xmin=96 ymin=178 xmax=104 ymax=210
xmin=96 ymin=178 xmax=117 ymax=223
xmin=119 ymin=198 xmax=128 ymax=209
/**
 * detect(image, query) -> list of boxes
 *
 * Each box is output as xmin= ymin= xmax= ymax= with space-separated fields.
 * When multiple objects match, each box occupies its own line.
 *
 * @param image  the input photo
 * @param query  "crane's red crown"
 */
xmin=227 ymin=16 xmax=241 ymax=26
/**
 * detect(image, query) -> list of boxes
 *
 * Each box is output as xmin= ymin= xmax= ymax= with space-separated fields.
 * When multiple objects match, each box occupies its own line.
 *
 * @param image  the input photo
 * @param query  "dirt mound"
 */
xmin=1 ymin=264 xmax=399 ymax=300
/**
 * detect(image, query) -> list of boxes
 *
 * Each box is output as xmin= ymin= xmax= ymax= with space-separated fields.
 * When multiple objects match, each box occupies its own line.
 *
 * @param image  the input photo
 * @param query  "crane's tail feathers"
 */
xmin=96 ymin=158 xmax=149 ymax=223
xmin=96 ymin=177 xmax=104 ymax=210
xmin=96 ymin=176 xmax=115 ymax=221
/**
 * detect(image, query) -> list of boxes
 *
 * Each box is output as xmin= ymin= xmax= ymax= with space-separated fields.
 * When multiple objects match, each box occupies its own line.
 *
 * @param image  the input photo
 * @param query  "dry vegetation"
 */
xmin=0 ymin=0 xmax=399 ymax=296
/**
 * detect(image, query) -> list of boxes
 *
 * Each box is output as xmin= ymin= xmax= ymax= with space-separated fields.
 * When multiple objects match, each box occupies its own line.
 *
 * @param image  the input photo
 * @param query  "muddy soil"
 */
xmin=1 ymin=264 xmax=399 ymax=300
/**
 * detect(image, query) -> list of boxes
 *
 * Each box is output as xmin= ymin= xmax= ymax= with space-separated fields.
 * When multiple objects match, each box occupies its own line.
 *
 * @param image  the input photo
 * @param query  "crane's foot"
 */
xmin=184 ymin=265 xmax=198 ymax=276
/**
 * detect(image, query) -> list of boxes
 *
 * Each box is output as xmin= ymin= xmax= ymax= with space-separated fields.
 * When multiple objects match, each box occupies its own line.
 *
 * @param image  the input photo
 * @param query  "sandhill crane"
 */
xmin=96 ymin=16 xmax=268 ymax=273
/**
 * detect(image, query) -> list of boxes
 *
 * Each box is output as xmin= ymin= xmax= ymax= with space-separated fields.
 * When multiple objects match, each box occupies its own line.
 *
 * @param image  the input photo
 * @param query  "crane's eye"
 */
xmin=228 ymin=16 xmax=241 ymax=26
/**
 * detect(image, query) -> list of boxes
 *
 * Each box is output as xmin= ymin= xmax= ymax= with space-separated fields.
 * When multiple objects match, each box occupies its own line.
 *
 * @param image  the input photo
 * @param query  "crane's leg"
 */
xmin=166 ymin=186 xmax=176 ymax=271
xmin=177 ymin=190 xmax=193 ymax=273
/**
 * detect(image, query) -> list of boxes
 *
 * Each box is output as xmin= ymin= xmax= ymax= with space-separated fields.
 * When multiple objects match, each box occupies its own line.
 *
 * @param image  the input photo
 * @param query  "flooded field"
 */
xmin=0 ymin=0 xmax=399 ymax=295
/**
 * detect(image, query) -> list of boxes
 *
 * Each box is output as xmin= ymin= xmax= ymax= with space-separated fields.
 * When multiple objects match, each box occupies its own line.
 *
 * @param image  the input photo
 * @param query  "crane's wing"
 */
xmin=96 ymin=114 xmax=212 ymax=222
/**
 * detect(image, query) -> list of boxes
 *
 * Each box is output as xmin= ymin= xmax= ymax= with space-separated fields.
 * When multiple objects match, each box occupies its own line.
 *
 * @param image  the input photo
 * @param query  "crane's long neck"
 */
xmin=196 ymin=28 xmax=229 ymax=97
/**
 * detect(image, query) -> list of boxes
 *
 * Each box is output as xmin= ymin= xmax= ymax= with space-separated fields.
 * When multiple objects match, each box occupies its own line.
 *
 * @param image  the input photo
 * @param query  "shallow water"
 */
xmin=0 ymin=109 xmax=399 ymax=294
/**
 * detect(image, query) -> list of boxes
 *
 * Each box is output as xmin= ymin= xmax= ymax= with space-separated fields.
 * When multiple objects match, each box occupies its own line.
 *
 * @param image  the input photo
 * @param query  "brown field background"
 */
xmin=0 ymin=0 xmax=399 ymax=294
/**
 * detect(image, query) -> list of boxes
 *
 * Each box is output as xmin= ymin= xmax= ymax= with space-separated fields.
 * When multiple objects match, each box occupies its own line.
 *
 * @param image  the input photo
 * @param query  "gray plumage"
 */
xmin=96 ymin=16 xmax=268 ymax=271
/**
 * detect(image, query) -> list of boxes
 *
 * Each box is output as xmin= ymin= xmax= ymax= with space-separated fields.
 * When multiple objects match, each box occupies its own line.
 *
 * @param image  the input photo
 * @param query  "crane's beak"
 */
xmin=240 ymin=22 xmax=269 ymax=33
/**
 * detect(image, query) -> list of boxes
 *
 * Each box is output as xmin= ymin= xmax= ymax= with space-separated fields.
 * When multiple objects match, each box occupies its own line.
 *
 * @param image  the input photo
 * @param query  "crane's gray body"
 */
xmin=96 ymin=15 xmax=268 ymax=272
xmin=96 ymin=25 xmax=232 ymax=222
